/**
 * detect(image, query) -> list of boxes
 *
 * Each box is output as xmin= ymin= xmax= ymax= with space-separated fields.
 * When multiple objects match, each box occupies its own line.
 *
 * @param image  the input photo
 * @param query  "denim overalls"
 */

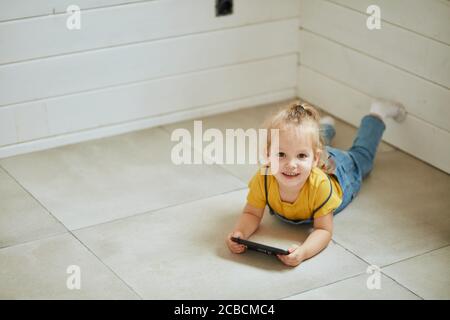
xmin=266 ymin=115 xmax=386 ymax=225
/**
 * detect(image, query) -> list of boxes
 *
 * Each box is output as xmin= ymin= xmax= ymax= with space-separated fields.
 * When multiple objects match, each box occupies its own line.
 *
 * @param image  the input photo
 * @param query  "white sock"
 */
xmin=320 ymin=116 xmax=335 ymax=127
xmin=370 ymin=99 xmax=406 ymax=122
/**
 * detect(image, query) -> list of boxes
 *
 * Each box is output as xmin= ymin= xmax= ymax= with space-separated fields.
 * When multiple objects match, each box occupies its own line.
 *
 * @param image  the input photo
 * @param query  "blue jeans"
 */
xmin=323 ymin=115 xmax=386 ymax=214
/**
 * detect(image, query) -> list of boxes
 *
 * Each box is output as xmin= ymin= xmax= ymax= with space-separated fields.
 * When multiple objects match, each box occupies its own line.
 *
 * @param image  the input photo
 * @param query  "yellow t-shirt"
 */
xmin=246 ymin=167 xmax=343 ymax=220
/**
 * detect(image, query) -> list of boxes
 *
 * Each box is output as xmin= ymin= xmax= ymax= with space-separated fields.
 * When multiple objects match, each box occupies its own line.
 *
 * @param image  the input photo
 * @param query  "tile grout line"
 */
xmin=379 ymin=273 xmax=424 ymax=300
xmin=0 ymin=161 xmax=247 ymax=249
xmin=0 ymin=124 xmax=249 ymax=235
xmin=69 ymin=232 xmax=144 ymax=300
xmin=378 ymin=244 xmax=450 ymax=301
xmin=331 ymin=238 xmax=425 ymax=300
xmin=0 ymin=163 xmax=71 ymax=252
xmin=333 ymin=239 xmax=424 ymax=299
xmin=378 ymin=272 xmax=425 ymax=300
xmin=278 ymin=271 xmax=367 ymax=300
xmin=279 ymin=238 xmax=370 ymax=299
xmin=381 ymin=244 xmax=450 ymax=269
xmin=0 ymin=165 xmax=145 ymax=300
xmin=1 ymin=158 xmax=248 ymax=240
xmin=0 ymin=231 xmax=68 ymax=251
xmin=72 ymin=185 xmax=249 ymax=232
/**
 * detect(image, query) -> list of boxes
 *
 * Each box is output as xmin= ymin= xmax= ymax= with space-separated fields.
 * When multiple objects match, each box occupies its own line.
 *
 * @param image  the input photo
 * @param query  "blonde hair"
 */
xmin=262 ymin=101 xmax=332 ymax=173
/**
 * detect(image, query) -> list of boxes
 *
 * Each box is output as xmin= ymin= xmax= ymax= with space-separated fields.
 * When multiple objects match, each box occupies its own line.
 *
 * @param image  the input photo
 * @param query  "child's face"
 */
xmin=269 ymin=127 xmax=320 ymax=189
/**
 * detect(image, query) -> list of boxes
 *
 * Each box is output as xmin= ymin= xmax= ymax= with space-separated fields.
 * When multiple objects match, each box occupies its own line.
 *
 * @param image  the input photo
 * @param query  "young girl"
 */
xmin=226 ymin=99 xmax=406 ymax=267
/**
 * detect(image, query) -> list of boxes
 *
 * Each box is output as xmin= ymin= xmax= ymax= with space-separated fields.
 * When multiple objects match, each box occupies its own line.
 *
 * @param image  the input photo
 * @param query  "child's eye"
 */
xmin=277 ymin=152 xmax=285 ymax=158
xmin=297 ymin=153 xmax=307 ymax=159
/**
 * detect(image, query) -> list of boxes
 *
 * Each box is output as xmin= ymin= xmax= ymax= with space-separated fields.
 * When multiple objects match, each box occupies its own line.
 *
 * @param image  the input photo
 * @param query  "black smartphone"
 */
xmin=231 ymin=237 xmax=290 ymax=256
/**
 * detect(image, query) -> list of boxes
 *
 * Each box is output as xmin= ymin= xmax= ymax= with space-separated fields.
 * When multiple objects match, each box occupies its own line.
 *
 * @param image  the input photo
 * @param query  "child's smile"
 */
xmin=281 ymin=171 xmax=300 ymax=178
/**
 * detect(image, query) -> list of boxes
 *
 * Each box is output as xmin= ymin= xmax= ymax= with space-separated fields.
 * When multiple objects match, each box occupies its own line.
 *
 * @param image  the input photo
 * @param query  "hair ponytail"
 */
xmin=287 ymin=102 xmax=321 ymax=123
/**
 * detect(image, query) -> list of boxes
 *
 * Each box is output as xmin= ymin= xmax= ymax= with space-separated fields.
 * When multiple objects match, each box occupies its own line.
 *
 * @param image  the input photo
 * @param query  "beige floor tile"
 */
xmin=2 ymin=100 xmax=444 ymax=300
xmin=74 ymin=190 xmax=367 ymax=300
xmin=0 ymin=233 xmax=139 ymax=299
xmin=382 ymin=246 xmax=450 ymax=300
xmin=284 ymin=273 xmax=420 ymax=300
xmin=0 ymin=127 xmax=244 ymax=230
xmin=332 ymin=150 xmax=450 ymax=267
xmin=0 ymin=167 xmax=66 ymax=248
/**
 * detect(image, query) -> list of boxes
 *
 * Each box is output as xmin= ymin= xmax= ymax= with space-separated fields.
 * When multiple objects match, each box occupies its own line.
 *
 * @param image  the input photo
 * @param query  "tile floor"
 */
xmin=1 ymin=100 xmax=449 ymax=299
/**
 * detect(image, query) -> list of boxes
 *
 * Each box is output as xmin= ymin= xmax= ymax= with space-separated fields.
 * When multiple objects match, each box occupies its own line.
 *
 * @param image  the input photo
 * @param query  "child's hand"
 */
xmin=277 ymin=244 xmax=305 ymax=267
xmin=226 ymin=231 xmax=246 ymax=254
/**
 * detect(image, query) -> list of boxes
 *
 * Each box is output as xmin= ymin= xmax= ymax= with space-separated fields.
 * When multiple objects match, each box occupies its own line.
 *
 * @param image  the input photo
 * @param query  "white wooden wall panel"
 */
xmin=0 ymin=55 xmax=297 ymax=155
xmin=329 ymin=0 xmax=450 ymax=45
xmin=0 ymin=89 xmax=296 ymax=158
xmin=45 ymin=55 xmax=297 ymax=137
xmin=299 ymin=30 xmax=450 ymax=132
xmin=0 ymin=0 xmax=300 ymax=157
xmin=0 ymin=19 xmax=298 ymax=107
xmin=300 ymin=0 xmax=450 ymax=88
xmin=0 ymin=107 xmax=16 ymax=146
xmin=0 ymin=94 xmax=297 ymax=157
xmin=0 ymin=0 xmax=148 ymax=21
xmin=298 ymin=65 xmax=450 ymax=174
xmin=298 ymin=1 xmax=450 ymax=173
xmin=0 ymin=0 xmax=300 ymax=64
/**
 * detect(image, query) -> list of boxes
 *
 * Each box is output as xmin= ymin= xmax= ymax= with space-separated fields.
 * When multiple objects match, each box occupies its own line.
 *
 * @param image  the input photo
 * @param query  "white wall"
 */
xmin=1 ymin=0 xmax=449 ymax=174
xmin=298 ymin=0 xmax=450 ymax=173
xmin=0 ymin=0 xmax=300 ymax=157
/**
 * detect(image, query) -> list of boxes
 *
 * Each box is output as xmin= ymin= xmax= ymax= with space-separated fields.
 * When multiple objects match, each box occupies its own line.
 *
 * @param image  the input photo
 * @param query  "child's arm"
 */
xmin=233 ymin=203 xmax=265 ymax=238
xmin=278 ymin=212 xmax=333 ymax=267
xmin=226 ymin=203 xmax=265 ymax=253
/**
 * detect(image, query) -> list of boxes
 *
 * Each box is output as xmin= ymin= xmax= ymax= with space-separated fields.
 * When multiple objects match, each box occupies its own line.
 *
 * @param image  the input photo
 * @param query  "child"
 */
xmin=226 ymin=99 xmax=406 ymax=267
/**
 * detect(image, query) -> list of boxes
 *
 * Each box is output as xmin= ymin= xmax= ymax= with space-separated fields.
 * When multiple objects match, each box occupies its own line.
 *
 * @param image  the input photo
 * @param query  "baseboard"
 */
xmin=0 ymin=89 xmax=296 ymax=159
